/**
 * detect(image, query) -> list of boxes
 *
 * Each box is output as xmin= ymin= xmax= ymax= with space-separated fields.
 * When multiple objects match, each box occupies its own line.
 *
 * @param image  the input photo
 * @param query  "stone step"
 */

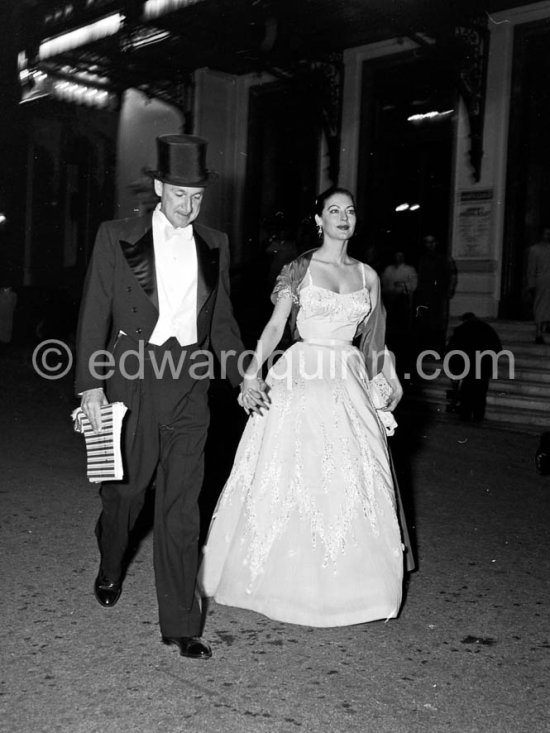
xmin=509 ymin=355 xmax=549 ymax=372
xmin=430 ymin=345 xmax=549 ymax=364
xmin=490 ymin=321 xmax=535 ymax=343
xmin=487 ymin=391 xmax=549 ymax=411
xmin=405 ymin=389 xmax=549 ymax=430
xmin=416 ymin=369 xmax=550 ymax=394
xmin=500 ymin=332 xmax=540 ymax=344
xmin=482 ymin=404 xmax=548 ymax=429
xmin=451 ymin=317 xmax=530 ymax=328
xmin=418 ymin=358 xmax=548 ymax=379
xmin=513 ymin=368 xmax=550 ymax=383
xmin=419 ymin=382 xmax=549 ymax=412
xmin=490 ymin=381 xmax=550 ymax=397
xmin=505 ymin=342 xmax=550 ymax=358
xmin=448 ymin=319 xmax=543 ymax=344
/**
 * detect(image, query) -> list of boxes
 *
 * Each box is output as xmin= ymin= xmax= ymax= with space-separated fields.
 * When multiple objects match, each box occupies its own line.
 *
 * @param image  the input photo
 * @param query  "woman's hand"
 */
xmin=381 ymin=379 xmax=403 ymax=412
xmin=238 ymin=375 xmax=271 ymax=416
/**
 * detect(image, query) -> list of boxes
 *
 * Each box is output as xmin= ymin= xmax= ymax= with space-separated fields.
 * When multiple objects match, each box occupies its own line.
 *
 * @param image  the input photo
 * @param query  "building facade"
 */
xmin=12 ymin=0 xmax=550 ymax=324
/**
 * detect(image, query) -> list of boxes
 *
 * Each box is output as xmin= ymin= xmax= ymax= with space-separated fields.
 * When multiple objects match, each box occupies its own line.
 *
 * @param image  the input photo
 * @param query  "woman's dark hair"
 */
xmin=314 ymin=186 xmax=356 ymax=217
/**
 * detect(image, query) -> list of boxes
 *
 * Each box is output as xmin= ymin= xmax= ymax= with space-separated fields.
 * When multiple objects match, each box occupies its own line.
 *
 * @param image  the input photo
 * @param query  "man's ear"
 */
xmin=153 ymin=179 xmax=163 ymax=198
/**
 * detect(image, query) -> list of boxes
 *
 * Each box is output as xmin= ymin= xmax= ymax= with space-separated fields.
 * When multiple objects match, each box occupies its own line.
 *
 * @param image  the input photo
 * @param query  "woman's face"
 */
xmin=316 ymin=193 xmax=356 ymax=241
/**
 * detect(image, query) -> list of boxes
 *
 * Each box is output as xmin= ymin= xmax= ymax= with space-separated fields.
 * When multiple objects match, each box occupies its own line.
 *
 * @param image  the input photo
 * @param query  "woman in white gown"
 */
xmin=199 ymin=187 xmax=409 ymax=627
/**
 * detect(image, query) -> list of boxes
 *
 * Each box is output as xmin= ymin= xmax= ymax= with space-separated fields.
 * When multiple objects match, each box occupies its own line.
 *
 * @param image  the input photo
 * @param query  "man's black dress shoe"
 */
xmin=162 ymin=636 xmax=212 ymax=659
xmin=94 ymin=574 xmax=122 ymax=607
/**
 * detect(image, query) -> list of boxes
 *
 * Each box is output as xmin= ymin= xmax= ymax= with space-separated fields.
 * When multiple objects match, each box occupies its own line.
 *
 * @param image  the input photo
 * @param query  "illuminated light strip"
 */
xmin=20 ymin=67 xmax=114 ymax=109
xmin=126 ymin=29 xmax=171 ymax=50
xmin=52 ymin=79 xmax=113 ymax=107
xmin=38 ymin=13 xmax=123 ymax=60
xmin=407 ymin=109 xmax=454 ymax=122
xmin=143 ymin=0 xmax=204 ymax=20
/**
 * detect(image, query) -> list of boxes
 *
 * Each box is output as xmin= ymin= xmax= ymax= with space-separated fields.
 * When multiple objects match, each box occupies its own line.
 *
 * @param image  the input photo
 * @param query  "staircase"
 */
xmin=407 ymin=320 xmax=550 ymax=432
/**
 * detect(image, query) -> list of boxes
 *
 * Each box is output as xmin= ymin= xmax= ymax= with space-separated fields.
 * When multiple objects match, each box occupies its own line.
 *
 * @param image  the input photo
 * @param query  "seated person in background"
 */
xmin=446 ymin=312 xmax=502 ymax=422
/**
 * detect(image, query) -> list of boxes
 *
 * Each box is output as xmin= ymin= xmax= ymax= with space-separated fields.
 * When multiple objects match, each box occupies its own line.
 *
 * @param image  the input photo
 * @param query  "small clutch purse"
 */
xmin=369 ymin=372 xmax=393 ymax=409
xmin=368 ymin=373 xmax=398 ymax=436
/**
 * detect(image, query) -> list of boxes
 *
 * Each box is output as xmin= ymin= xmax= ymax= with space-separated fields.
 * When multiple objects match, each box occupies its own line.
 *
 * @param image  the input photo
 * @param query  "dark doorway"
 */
xmin=357 ymin=54 xmax=455 ymax=272
xmin=244 ymin=81 xmax=320 ymax=256
xmin=501 ymin=21 xmax=550 ymax=319
xmin=237 ymin=80 xmax=320 ymax=337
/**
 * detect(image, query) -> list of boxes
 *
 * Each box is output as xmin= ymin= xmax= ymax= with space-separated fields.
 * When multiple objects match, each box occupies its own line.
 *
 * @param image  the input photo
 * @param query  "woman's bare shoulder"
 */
xmin=355 ymin=260 xmax=379 ymax=284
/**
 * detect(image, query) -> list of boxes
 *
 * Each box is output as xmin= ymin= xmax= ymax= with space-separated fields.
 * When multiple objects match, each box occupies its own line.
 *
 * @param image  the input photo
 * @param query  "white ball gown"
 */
xmin=199 ymin=266 xmax=404 ymax=627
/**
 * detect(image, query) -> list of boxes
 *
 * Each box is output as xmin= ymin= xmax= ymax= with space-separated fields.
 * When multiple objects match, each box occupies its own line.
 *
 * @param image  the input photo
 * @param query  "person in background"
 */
xmin=446 ymin=312 xmax=502 ymax=422
xmin=263 ymin=211 xmax=298 ymax=291
xmin=415 ymin=234 xmax=457 ymax=355
xmin=381 ymin=250 xmax=418 ymax=380
xmin=527 ymin=226 xmax=550 ymax=344
xmin=381 ymin=250 xmax=418 ymax=303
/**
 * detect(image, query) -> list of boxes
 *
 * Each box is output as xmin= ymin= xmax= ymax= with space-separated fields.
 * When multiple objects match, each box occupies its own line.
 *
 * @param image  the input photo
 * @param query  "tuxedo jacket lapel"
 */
xmin=195 ymin=229 xmax=219 ymax=314
xmin=118 ymin=219 xmax=219 ymax=316
xmin=119 ymin=227 xmax=159 ymax=312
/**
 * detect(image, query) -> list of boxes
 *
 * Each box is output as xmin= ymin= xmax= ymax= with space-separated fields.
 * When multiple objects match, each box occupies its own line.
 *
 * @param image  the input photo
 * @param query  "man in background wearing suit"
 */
xmin=75 ymin=134 xmax=264 ymax=660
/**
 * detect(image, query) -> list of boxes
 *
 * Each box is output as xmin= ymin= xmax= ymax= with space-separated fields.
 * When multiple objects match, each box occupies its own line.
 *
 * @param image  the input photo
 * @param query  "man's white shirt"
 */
xmin=149 ymin=205 xmax=198 ymax=347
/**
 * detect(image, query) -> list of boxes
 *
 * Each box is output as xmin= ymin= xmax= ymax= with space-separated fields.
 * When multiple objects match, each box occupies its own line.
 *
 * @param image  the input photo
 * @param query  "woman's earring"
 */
xmin=317 ymin=224 xmax=323 ymax=238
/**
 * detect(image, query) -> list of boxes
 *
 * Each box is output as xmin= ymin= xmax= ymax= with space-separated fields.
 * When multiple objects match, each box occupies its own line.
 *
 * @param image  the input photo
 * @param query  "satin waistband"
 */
xmin=301 ymin=338 xmax=353 ymax=347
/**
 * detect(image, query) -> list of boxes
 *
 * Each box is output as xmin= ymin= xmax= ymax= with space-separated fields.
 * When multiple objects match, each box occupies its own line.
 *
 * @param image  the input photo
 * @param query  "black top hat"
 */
xmin=145 ymin=134 xmax=218 ymax=187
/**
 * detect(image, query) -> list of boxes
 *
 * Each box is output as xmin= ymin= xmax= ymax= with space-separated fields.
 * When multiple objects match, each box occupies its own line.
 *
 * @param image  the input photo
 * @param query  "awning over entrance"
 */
xmin=18 ymin=0 xmax=523 ymax=108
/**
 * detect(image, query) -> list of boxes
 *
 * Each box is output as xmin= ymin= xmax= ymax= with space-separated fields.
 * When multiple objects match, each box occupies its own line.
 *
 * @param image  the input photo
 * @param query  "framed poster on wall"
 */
xmin=455 ymin=189 xmax=493 ymax=258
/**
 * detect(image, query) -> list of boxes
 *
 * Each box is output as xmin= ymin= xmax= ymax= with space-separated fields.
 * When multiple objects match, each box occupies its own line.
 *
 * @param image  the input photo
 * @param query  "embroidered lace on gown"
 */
xmin=199 ymin=264 xmax=404 ymax=627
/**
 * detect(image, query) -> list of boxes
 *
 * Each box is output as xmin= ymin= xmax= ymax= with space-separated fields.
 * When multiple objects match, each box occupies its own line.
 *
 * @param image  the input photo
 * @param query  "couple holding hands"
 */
xmin=76 ymin=134 xmax=412 ymax=661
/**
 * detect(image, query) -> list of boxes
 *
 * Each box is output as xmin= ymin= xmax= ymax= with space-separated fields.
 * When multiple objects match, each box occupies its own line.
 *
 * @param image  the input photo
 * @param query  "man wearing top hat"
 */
xmin=75 ymin=134 xmax=265 ymax=659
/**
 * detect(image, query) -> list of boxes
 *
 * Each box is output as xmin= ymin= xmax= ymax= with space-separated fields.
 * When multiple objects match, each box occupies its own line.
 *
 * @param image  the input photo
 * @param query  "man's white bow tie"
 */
xmin=165 ymin=224 xmax=192 ymax=242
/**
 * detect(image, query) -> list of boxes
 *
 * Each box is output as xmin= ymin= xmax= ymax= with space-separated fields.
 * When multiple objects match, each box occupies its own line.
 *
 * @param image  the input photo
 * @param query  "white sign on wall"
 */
xmin=455 ymin=189 xmax=493 ymax=258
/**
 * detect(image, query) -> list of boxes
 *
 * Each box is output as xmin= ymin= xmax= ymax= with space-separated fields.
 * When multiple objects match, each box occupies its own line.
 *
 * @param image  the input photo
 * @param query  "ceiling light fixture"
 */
xmin=407 ymin=110 xmax=454 ymax=123
xmin=125 ymin=29 xmax=171 ymax=51
xmin=143 ymin=0 xmax=204 ymax=20
xmin=38 ymin=13 xmax=123 ymax=60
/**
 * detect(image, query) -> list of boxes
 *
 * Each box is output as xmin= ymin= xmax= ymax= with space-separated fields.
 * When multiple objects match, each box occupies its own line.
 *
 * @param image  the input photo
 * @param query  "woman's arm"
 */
xmin=362 ymin=265 xmax=403 ymax=411
xmin=239 ymin=295 xmax=293 ymax=415
xmin=379 ymin=348 xmax=403 ymax=412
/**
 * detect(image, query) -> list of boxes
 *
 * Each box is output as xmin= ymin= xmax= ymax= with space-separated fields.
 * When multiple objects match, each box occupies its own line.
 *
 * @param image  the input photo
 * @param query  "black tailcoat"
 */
xmin=75 ymin=213 xmax=245 ymax=637
xmin=75 ymin=214 xmax=244 ymax=393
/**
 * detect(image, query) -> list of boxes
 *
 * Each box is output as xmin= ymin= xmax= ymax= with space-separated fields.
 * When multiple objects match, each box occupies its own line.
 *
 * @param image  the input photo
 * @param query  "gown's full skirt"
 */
xmin=199 ymin=342 xmax=404 ymax=627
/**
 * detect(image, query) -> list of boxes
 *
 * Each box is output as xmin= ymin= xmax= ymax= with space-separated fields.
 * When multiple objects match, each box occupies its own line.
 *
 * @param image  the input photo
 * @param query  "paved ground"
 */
xmin=1 ymin=346 xmax=549 ymax=733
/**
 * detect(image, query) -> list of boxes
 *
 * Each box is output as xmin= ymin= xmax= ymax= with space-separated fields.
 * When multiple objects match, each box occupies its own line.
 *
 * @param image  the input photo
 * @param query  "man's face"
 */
xmin=154 ymin=181 xmax=204 ymax=228
xmin=423 ymin=236 xmax=437 ymax=252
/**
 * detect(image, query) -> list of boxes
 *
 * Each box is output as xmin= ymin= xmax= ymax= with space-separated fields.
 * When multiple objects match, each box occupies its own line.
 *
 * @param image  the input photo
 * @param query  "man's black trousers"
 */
xmin=98 ymin=336 xmax=210 ymax=637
